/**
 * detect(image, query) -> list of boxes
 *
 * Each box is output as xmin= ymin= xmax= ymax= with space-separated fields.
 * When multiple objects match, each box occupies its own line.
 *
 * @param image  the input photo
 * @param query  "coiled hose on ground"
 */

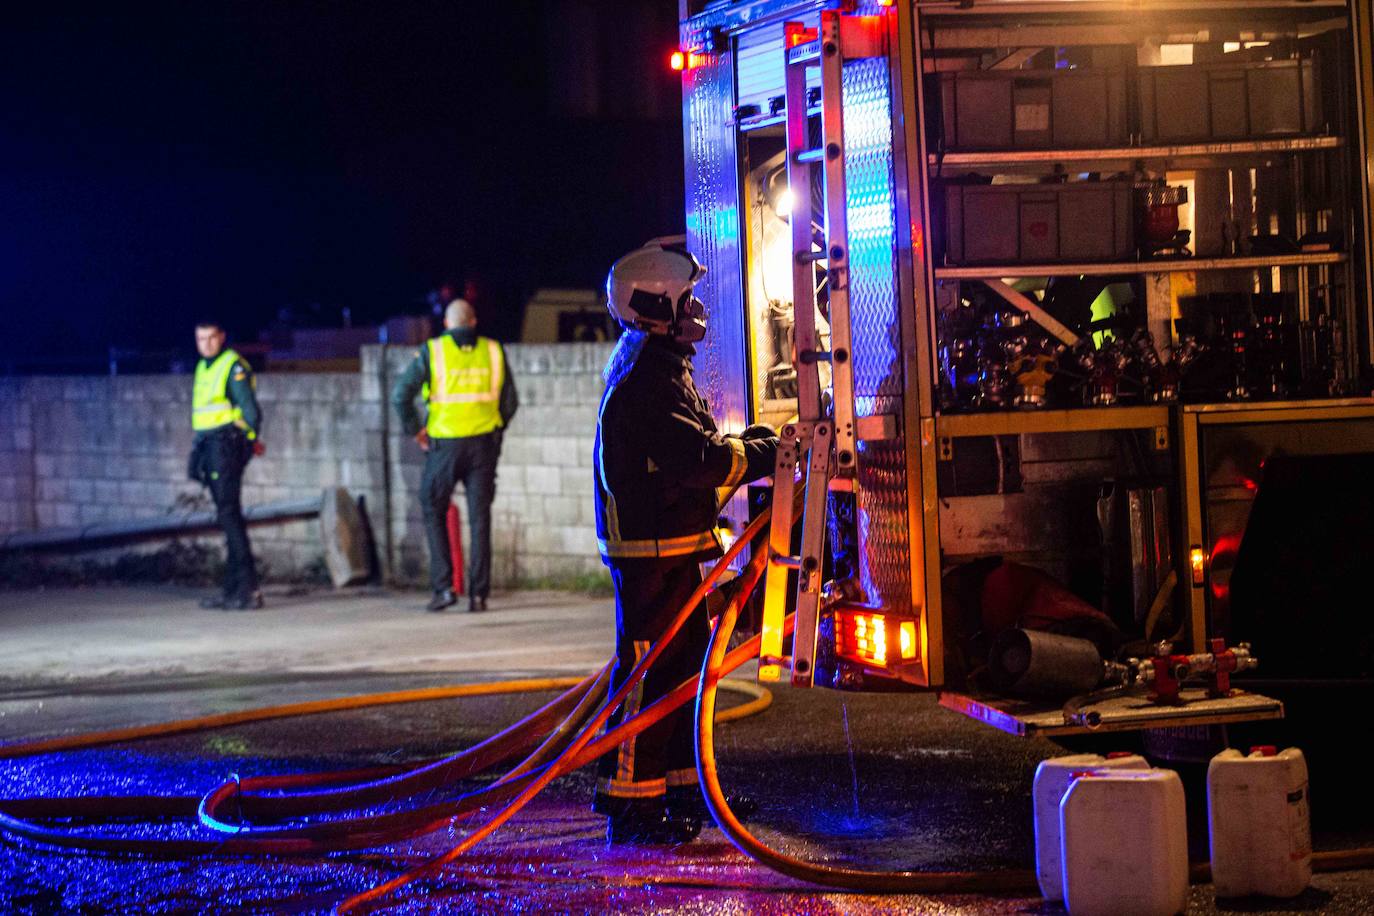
xmin=3 ymin=488 xmax=1373 ymax=912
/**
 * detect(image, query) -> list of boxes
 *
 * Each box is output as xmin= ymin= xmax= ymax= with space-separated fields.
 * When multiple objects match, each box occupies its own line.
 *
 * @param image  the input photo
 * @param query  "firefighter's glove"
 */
xmin=740 ymin=423 xmax=776 ymax=441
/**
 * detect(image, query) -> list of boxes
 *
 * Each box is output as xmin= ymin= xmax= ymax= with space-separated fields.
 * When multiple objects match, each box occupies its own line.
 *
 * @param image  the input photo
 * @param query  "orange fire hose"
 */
xmin=7 ymin=480 xmax=1370 ymax=910
xmin=692 ymin=540 xmax=1374 ymax=895
xmin=332 ymin=500 xmax=778 ymax=913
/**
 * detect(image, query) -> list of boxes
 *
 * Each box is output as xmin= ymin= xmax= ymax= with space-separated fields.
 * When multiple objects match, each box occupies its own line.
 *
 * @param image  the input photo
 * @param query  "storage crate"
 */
xmin=1138 ymin=59 xmax=1321 ymax=142
xmin=941 ymin=180 xmax=1135 ymax=264
xmin=933 ymin=69 xmax=1128 ymax=150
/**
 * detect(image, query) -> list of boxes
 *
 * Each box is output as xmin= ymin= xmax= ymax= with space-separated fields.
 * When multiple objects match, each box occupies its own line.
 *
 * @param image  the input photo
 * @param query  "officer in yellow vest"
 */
xmin=187 ymin=320 xmax=264 ymax=610
xmin=391 ymin=298 xmax=518 ymax=612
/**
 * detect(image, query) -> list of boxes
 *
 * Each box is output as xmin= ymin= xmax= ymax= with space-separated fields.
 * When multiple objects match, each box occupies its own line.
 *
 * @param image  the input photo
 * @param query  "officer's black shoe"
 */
xmin=426 ymin=589 xmax=457 ymax=612
xmin=225 ymin=591 xmax=264 ymax=611
xmin=199 ymin=595 xmax=229 ymax=610
xmin=468 ymin=596 xmax=487 ymax=613
xmin=606 ymin=808 xmax=702 ymax=846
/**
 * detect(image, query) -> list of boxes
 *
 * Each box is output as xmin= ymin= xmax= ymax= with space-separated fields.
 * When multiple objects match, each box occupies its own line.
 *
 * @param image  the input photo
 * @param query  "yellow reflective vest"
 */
xmin=426 ymin=334 xmax=505 ymax=438
xmin=192 ymin=349 xmax=244 ymax=432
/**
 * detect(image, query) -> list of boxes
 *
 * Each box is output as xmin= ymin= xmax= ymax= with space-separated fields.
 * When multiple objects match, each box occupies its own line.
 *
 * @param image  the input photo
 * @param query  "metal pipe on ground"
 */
xmin=0 ymin=497 xmax=323 ymax=554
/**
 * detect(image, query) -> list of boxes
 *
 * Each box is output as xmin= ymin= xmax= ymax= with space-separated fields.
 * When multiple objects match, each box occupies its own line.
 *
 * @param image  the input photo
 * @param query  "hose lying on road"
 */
xmin=333 ymin=495 xmax=781 ymax=913
xmin=696 ymin=573 xmax=1038 ymax=894
xmin=0 ymin=671 xmax=769 ymax=854
xmin=4 ymin=484 xmax=1373 ymax=911
xmin=0 ymin=677 xmax=592 ymax=761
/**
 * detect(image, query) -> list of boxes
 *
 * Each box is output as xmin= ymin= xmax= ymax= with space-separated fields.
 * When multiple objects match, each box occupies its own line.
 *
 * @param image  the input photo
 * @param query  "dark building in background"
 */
xmin=0 ymin=2 xmax=685 ymax=372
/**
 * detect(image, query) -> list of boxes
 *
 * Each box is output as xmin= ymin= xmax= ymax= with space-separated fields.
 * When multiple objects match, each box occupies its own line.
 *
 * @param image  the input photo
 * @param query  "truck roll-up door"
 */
xmin=736 ymin=19 xmax=819 ymax=124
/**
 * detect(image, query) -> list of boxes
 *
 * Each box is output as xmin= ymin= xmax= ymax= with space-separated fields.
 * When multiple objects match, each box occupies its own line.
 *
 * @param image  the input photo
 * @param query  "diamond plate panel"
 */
xmin=842 ymin=54 xmax=912 ymax=610
xmin=682 ymin=44 xmax=749 ymax=434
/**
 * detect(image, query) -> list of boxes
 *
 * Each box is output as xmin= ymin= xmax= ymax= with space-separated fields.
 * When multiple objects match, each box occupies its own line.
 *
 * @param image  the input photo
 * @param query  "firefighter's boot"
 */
xmin=606 ymin=802 xmax=702 ymax=846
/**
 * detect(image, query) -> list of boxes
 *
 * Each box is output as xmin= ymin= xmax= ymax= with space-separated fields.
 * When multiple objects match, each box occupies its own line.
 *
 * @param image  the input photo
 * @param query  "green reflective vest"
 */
xmin=426 ymin=335 xmax=504 ymax=438
xmin=192 ymin=349 xmax=244 ymax=432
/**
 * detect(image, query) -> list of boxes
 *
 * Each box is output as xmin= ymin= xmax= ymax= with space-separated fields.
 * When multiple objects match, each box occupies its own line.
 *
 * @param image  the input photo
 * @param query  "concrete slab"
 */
xmin=0 ymin=586 xmax=616 ymax=685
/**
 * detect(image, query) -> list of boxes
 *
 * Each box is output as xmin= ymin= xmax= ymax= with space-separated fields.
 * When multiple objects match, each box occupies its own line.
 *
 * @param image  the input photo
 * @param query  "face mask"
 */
xmin=674 ymin=296 xmax=707 ymax=343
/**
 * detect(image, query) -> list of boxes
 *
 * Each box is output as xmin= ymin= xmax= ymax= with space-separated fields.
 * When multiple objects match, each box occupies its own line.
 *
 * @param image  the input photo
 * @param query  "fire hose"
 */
xmin=3 ymin=492 xmax=1374 ymax=911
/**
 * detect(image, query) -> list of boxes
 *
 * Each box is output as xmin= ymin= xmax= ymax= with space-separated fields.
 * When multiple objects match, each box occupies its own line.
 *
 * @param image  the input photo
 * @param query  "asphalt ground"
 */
xmin=1 ymin=586 xmax=1371 ymax=914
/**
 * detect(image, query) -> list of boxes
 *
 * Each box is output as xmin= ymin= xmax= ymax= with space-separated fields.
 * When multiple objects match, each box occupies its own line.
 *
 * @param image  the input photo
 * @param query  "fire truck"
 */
xmin=676 ymin=0 xmax=1374 ymax=739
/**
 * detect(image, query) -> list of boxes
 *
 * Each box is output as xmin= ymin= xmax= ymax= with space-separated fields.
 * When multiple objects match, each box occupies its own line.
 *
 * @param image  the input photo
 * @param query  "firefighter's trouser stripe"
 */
xmin=665 ymin=767 xmax=697 ymax=788
xmin=597 ymin=776 xmax=667 ymax=798
xmin=598 ymin=530 xmax=721 ymax=559
xmin=615 ymin=640 xmax=650 ymax=785
xmin=597 ymin=640 xmax=666 ymax=800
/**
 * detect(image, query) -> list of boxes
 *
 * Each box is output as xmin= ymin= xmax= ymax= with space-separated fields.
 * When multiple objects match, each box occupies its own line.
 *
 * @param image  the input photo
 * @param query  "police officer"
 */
xmin=593 ymin=241 xmax=778 ymax=845
xmin=187 ymin=320 xmax=264 ymax=610
xmin=391 ymin=298 xmax=518 ymax=612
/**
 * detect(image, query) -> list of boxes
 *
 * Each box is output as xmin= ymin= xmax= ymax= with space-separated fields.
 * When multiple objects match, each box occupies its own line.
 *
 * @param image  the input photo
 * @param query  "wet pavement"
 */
xmin=1 ymin=586 xmax=1372 ymax=914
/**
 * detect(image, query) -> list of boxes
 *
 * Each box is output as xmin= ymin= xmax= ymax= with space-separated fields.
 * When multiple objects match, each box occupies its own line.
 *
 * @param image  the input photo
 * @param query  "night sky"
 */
xmin=0 ymin=2 xmax=685 ymax=369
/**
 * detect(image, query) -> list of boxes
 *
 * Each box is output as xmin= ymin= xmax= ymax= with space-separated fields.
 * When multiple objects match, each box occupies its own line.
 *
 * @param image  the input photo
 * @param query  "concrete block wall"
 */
xmin=1 ymin=342 xmax=615 ymax=589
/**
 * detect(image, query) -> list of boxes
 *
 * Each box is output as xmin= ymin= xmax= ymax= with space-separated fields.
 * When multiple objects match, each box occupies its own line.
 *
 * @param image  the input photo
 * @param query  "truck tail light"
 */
xmin=834 ymin=609 xmax=918 ymax=668
xmin=670 ymin=49 xmax=711 ymax=72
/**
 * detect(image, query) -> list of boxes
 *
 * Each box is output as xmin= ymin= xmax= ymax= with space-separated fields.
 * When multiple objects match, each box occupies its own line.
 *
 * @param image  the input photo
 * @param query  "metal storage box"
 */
xmin=1139 ymin=59 xmax=1321 ymax=142
xmin=935 ymin=69 xmax=1128 ymax=150
xmin=941 ymin=180 xmax=1135 ymax=264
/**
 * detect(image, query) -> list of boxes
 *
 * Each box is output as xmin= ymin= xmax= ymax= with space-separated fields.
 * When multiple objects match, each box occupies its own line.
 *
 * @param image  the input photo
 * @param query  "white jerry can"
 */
xmin=1061 ymin=768 xmax=1189 ymax=916
xmin=1207 ymin=746 xmax=1312 ymax=898
xmin=1033 ymin=752 xmax=1150 ymax=900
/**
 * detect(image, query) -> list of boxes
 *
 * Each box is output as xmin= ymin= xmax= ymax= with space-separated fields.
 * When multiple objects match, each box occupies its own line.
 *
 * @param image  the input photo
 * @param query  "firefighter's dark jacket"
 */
xmin=595 ymin=332 xmax=776 ymax=564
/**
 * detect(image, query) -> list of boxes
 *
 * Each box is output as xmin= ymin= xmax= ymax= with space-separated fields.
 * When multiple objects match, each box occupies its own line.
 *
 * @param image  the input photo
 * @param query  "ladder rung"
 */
xmin=795 ymin=147 xmax=826 ymax=164
xmin=794 ymin=249 xmax=827 ymax=264
xmin=771 ymin=556 xmax=802 ymax=570
xmin=786 ymin=40 xmax=822 ymax=65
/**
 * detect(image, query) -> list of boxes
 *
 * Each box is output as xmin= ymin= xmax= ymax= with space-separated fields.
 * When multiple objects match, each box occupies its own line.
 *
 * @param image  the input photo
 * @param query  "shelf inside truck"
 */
xmin=936 ymin=405 xmax=1169 ymax=438
xmin=933 ymin=252 xmax=1346 ymax=280
xmin=928 ymin=135 xmax=1342 ymax=170
xmin=937 ymin=688 xmax=1284 ymax=738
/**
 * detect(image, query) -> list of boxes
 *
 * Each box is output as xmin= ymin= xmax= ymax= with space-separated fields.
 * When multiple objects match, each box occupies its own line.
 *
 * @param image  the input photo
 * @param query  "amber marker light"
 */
xmin=899 ymin=620 xmax=917 ymax=660
xmin=1190 ymin=546 xmax=1207 ymax=586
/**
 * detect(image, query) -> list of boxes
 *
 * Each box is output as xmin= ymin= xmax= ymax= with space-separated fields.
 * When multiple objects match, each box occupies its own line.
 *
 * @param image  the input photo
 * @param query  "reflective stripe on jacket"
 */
xmin=594 ymin=333 xmax=776 ymax=564
xmin=426 ymin=335 xmax=505 ymax=438
xmin=192 ymin=349 xmax=244 ymax=431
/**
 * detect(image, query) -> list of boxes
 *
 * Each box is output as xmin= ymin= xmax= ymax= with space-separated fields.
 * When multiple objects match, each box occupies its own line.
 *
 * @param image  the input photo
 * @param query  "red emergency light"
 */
xmin=784 ymin=22 xmax=819 ymax=48
xmin=670 ymin=49 xmax=711 ymax=71
xmin=833 ymin=608 xmax=918 ymax=669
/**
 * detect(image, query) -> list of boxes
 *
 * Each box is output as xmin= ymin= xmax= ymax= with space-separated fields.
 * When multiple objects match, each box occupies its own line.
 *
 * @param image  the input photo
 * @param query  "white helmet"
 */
xmin=605 ymin=239 xmax=708 ymax=342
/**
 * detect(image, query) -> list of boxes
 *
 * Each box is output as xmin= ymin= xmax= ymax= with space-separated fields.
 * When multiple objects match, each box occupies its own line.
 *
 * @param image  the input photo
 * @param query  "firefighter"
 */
xmin=187 ymin=320 xmax=264 ymax=610
xmin=593 ymin=241 xmax=779 ymax=845
xmin=391 ymin=298 xmax=518 ymax=612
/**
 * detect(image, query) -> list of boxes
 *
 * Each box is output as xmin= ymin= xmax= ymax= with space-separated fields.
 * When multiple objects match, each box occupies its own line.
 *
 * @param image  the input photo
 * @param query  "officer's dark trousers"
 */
xmin=593 ymin=559 xmax=711 ymax=817
xmin=198 ymin=431 xmax=258 ymax=600
xmin=420 ymin=433 xmax=499 ymax=597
